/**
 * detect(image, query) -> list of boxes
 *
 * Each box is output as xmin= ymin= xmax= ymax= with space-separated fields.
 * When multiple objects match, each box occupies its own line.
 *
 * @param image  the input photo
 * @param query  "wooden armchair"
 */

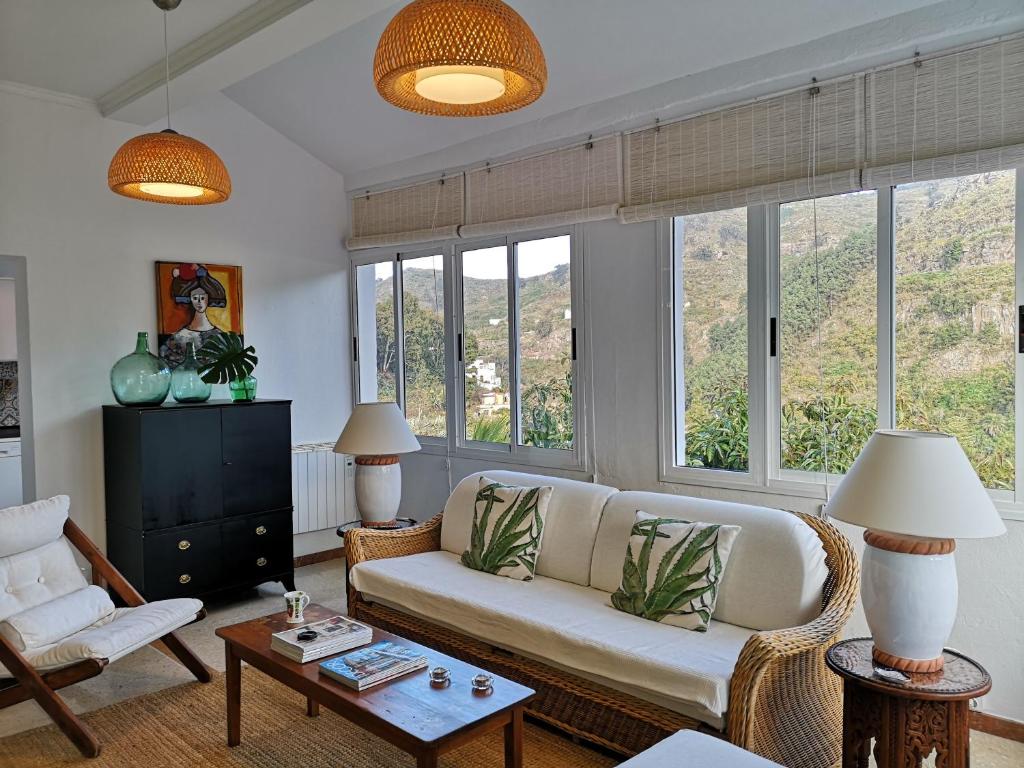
xmin=0 ymin=496 xmax=211 ymax=758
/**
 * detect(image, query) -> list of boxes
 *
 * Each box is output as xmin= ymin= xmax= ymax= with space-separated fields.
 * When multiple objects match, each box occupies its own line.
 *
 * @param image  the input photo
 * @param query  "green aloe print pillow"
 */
xmin=610 ymin=511 xmax=741 ymax=632
xmin=460 ymin=477 xmax=553 ymax=581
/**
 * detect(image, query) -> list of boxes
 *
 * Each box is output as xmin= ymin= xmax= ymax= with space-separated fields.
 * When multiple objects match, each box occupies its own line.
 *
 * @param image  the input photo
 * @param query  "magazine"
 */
xmin=319 ymin=641 xmax=428 ymax=690
xmin=270 ymin=615 xmax=373 ymax=663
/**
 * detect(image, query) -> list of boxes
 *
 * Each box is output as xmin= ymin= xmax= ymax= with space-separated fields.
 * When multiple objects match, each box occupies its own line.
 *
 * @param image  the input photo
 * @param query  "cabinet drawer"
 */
xmin=143 ymin=524 xmax=222 ymax=600
xmin=221 ymin=510 xmax=293 ymax=585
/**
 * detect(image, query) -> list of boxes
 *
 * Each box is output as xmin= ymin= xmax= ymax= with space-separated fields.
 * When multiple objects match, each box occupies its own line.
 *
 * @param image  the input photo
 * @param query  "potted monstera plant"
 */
xmin=197 ymin=332 xmax=259 ymax=402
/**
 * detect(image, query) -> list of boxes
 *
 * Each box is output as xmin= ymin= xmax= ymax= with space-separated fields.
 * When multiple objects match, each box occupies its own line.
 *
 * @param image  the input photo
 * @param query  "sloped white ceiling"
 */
xmin=223 ymin=0 xmax=954 ymax=181
xmin=0 ymin=0 xmax=260 ymax=100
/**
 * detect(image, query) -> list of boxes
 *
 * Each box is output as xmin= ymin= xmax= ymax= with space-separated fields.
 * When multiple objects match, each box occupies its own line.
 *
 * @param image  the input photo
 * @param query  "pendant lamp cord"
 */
xmin=163 ymin=10 xmax=172 ymax=130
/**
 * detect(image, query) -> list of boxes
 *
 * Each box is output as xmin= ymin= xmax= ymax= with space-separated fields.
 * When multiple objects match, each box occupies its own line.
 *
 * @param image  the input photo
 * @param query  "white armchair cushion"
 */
xmin=0 ymin=496 xmax=70 ymax=558
xmin=0 ymin=538 xmax=89 ymax=622
xmin=0 ymin=597 xmax=203 ymax=676
xmin=0 ymin=585 xmax=115 ymax=651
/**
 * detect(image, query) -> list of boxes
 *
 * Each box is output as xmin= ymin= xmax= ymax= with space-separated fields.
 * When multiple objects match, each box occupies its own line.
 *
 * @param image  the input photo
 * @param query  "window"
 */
xmin=672 ymin=209 xmax=749 ymax=472
xmin=894 ymin=170 xmax=1017 ymax=490
xmin=516 ymin=235 xmax=574 ymax=451
xmin=353 ymin=261 xmax=396 ymax=403
xmin=778 ymin=191 xmax=877 ymax=475
xmin=401 ymin=254 xmax=446 ymax=437
xmin=662 ymin=169 xmax=1020 ymax=509
xmin=461 ymin=245 xmax=511 ymax=445
xmin=352 ymin=228 xmax=584 ymax=468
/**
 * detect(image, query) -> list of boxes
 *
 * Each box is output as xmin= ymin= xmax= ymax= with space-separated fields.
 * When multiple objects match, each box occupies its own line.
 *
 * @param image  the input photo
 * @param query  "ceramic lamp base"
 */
xmin=862 ymin=530 xmax=957 ymax=674
xmin=353 ymin=455 xmax=402 ymax=527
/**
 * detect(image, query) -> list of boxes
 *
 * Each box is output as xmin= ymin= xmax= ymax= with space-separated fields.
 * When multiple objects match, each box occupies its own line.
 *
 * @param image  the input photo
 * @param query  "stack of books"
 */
xmin=270 ymin=615 xmax=372 ymax=663
xmin=319 ymin=640 xmax=428 ymax=691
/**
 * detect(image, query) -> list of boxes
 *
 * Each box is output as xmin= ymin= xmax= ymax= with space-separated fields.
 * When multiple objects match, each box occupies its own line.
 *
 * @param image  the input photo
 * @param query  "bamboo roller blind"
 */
xmin=864 ymin=36 xmax=1024 ymax=187
xmin=346 ymin=175 xmax=464 ymax=250
xmin=462 ymin=135 xmax=622 ymax=237
xmin=619 ymin=76 xmax=864 ymax=223
xmin=347 ymin=35 xmax=1024 ymax=249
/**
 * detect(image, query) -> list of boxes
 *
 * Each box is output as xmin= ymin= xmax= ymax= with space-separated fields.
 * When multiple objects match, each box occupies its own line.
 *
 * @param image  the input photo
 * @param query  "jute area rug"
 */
xmin=0 ymin=667 xmax=619 ymax=767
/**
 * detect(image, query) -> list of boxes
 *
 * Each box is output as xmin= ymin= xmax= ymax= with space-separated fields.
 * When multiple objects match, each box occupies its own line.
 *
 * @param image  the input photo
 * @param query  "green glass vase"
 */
xmin=229 ymin=375 xmax=257 ymax=402
xmin=171 ymin=342 xmax=212 ymax=403
xmin=110 ymin=332 xmax=170 ymax=405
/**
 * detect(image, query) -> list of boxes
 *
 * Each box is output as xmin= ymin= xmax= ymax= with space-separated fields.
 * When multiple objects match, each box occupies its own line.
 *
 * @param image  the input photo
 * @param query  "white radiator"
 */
xmin=291 ymin=443 xmax=357 ymax=534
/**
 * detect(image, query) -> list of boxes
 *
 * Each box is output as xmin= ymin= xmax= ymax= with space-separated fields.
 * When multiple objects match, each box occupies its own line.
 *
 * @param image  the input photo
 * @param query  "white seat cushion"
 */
xmin=0 ymin=598 xmax=203 ymax=676
xmin=441 ymin=470 xmax=618 ymax=587
xmin=618 ymin=730 xmax=783 ymax=767
xmin=0 ymin=585 xmax=115 ymax=651
xmin=351 ymin=550 xmax=754 ymax=727
xmin=0 ymin=538 xmax=89 ymax=622
xmin=592 ymin=491 xmax=828 ymax=631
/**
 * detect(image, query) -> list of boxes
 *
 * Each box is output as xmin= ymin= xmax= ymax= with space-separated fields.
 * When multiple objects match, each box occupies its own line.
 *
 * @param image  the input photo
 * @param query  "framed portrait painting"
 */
xmin=156 ymin=262 xmax=243 ymax=368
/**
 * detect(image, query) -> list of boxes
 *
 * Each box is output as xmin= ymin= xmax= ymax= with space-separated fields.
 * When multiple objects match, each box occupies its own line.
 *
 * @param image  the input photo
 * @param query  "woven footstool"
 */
xmin=618 ymin=731 xmax=784 ymax=766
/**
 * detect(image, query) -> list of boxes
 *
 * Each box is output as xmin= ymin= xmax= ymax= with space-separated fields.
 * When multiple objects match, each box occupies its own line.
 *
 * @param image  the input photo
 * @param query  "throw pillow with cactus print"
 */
xmin=460 ymin=477 xmax=553 ymax=581
xmin=610 ymin=511 xmax=741 ymax=631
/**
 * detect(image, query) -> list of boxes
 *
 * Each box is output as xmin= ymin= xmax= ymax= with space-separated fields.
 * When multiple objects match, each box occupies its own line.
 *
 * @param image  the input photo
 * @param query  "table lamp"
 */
xmin=825 ymin=430 xmax=1006 ymax=673
xmin=334 ymin=402 xmax=421 ymax=528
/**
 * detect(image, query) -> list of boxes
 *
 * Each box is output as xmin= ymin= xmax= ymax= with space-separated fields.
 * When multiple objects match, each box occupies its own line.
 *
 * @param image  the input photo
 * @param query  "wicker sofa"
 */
xmin=345 ymin=471 xmax=857 ymax=768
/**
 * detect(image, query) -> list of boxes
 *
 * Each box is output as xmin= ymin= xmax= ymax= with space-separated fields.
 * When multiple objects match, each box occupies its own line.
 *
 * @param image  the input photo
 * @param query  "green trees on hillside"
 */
xmin=681 ymin=171 xmax=1016 ymax=489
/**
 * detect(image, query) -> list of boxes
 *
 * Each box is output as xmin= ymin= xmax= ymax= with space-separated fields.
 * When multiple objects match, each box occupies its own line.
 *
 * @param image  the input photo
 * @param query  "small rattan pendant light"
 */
xmin=374 ymin=0 xmax=546 ymax=117
xmin=108 ymin=0 xmax=231 ymax=205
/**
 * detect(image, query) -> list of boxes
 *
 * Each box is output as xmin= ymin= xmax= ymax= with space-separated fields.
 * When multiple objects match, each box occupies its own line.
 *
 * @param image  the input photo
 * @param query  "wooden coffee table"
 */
xmin=215 ymin=604 xmax=535 ymax=767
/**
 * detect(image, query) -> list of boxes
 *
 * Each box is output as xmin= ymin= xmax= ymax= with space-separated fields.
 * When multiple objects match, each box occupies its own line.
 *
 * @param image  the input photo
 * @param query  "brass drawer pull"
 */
xmin=178 ymin=540 xmax=191 ymax=551
xmin=255 ymin=525 xmax=267 ymax=536
xmin=256 ymin=557 xmax=267 ymax=567
xmin=179 ymin=574 xmax=191 ymax=585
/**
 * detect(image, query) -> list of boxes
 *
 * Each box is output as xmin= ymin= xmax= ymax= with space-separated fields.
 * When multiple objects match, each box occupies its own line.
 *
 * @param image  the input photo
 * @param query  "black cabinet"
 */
xmin=103 ymin=400 xmax=295 ymax=601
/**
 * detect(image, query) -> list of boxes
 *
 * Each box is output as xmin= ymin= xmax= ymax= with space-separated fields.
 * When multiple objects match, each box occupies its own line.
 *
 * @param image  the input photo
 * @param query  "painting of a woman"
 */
xmin=156 ymin=262 xmax=243 ymax=368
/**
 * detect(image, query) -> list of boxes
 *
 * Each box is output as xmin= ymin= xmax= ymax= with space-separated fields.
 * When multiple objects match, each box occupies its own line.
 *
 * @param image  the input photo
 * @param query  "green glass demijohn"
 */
xmin=171 ymin=341 xmax=212 ymax=403
xmin=110 ymin=332 xmax=171 ymax=405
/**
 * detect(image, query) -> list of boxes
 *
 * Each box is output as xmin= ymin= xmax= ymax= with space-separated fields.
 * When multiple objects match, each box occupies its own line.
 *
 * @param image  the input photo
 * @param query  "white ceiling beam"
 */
xmin=101 ymin=0 xmax=396 ymax=125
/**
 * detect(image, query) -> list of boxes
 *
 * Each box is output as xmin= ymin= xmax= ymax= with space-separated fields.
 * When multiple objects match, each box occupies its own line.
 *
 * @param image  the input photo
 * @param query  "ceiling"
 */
xmin=3 ymin=0 xmax=1022 ymax=188
xmin=223 ymin=0 xmax=950 ymax=181
xmin=0 ymin=0 xmax=259 ymax=100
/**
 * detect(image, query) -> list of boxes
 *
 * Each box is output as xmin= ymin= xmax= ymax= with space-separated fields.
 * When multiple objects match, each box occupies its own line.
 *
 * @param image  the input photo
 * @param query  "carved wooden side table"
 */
xmin=826 ymin=638 xmax=991 ymax=768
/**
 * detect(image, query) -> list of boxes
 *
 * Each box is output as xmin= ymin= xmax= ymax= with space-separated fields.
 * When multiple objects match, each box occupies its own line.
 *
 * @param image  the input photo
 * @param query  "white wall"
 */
xmin=395 ymin=217 xmax=1024 ymax=724
xmin=0 ymin=85 xmax=351 ymax=556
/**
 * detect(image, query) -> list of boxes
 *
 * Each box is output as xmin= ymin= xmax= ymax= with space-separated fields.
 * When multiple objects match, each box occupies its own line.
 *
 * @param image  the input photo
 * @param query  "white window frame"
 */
xmin=659 ymin=170 xmax=1024 ymax=521
xmin=455 ymin=227 xmax=587 ymax=471
xmin=349 ymin=225 xmax=588 ymax=472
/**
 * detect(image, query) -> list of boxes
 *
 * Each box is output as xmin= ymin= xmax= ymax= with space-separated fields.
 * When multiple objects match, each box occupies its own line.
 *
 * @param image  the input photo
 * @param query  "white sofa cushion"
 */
xmin=0 ymin=585 xmax=115 ymax=651
xmin=351 ymin=550 xmax=754 ymax=727
xmin=592 ymin=491 xmax=828 ymax=632
xmin=441 ymin=470 xmax=618 ymax=587
xmin=0 ymin=538 xmax=89 ymax=622
xmin=0 ymin=495 xmax=70 ymax=558
xmin=618 ymin=730 xmax=783 ymax=767
xmin=0 ymin=597 xmax=203 ymax=676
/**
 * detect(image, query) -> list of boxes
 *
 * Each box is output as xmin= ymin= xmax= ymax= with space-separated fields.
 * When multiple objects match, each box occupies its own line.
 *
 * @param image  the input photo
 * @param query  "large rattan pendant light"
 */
xmin=108 ymin=0 xmax=231 ymax=204
xmin=374 ymin=0 xmax=546 ymax=117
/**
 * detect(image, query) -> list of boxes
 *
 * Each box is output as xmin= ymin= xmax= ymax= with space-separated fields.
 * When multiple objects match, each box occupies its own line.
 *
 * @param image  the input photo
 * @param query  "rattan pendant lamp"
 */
xmin=108 ymin=0 xmax=231 ymax=205
xmin=374 ymin=0 xmax=546 ymax=117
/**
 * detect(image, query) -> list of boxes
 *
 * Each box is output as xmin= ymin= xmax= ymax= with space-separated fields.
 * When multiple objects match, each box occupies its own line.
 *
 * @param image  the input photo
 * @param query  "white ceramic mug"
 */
xmin=284 ymin=590 xmax=311 ymax=623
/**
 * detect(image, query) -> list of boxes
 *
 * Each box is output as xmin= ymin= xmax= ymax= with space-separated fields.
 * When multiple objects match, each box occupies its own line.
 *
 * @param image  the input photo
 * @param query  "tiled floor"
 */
xmin=1 ymin=559 xmax=1021 ymax=768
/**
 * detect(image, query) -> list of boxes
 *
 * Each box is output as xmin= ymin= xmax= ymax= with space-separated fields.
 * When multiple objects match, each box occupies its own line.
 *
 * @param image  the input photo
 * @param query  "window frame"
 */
xmin=349 ymin=225 xmax=588 ymax=472
xmin=659 ymin=170 xmax=1024 ymax=521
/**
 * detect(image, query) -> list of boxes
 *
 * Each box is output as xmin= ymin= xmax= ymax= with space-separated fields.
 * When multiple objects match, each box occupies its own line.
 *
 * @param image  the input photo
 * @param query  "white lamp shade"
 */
xmin=334 ymin=402 xmax=421 ymax=456
xmin=826 ymin=430 xmax=1005 ymax=539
